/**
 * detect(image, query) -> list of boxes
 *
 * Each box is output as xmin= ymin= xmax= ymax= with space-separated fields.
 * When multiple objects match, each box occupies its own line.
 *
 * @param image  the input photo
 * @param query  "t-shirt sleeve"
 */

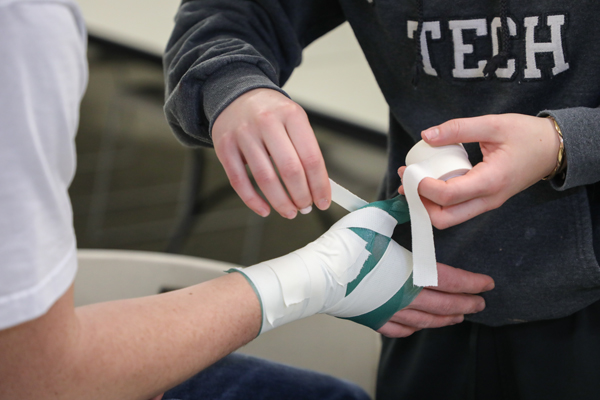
xmin=0 ymin=0 xmax=88 ymax=330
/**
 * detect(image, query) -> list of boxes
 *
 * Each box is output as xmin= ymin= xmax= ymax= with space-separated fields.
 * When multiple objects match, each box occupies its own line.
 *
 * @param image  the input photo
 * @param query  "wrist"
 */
xmin=228 ymin=250 xmax=326 ymax=335
xmin=229 ymin=226 xmax=369 ymax=335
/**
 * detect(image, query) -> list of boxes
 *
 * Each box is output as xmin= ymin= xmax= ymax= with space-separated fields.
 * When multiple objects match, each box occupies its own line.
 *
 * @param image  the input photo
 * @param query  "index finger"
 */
xmin=422 ymin=115 xmax=505 ymax=147
xmin=432 ymin=263 xmax=494 ymax=294
xmin=285 ymin=109 xmax=331 ymax=210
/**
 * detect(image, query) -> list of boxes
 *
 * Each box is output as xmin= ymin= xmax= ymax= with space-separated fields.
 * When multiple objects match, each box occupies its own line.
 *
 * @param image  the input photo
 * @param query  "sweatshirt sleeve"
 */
xmin=163 ymin=0 xmax=345 ymax=147
xmin=538 ymin=107 xmax=600 ymax=191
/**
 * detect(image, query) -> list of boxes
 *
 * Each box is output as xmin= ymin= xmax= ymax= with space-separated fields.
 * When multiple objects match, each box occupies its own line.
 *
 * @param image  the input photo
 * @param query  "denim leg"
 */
xmin=163 ymin=353 xmax=371 ymax=400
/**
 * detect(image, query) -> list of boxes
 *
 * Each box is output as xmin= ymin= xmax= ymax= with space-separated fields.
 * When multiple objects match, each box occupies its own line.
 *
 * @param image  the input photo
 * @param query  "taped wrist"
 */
xmin=231 ymin=251 xmax=328 ymax=334
xmin=231 ymin=198 xmax=421 ymax=335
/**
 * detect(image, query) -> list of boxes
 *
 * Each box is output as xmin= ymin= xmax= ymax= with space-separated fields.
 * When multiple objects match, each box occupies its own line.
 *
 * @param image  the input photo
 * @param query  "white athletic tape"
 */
xmin=295 ymin=229 xmax=371 ymax=285
xmin=240 ymin=228 xmax=371 ymax=333
xmin=330 ymin=207 xmax=398 ymax=238
xmin=321 ymin=242 xmax=413 ymax=318
xmin=403 ymin=140 xmax=472 ymax=287
xmin=237 ymin=178 xmax=438 ymax=334
xmin=330 ymin=178 xmax=368 ymax=212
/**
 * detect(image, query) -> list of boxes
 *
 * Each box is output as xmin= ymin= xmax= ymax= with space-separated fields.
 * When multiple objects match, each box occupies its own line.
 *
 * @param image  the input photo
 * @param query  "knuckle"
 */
xmin=280 ymin=100 xmax=304 ymax=117
xmin=480 ymin=195 xmax=502 ymax=213
xmin=420 ymin=315 xmax=441 ymax=329
xmin=489 ymin=198 xmax=504 ymax=211
xmin=255 ymin=109 xmax=278 ymax=128
xmin=301 ymin=152 xmax=324 ymax=171
xmin=382 ymin=325 xmax=417 ymax=339
xmin=227 ymin=171 xmax=248 ymax=190
xmin=436 ymin=300 xmax=454 ymax=315
xmin=432 ymin=215 xmax=453 ymax=231
xmin=471 ymin=298 xmax=486 ymax=313
xmin=437 ymin=190 xmax=455 ymax=205
xmin=214 ymin=131 xmax=236 ymax=151
xmin=278 ymin=159 xmax=304 ymax=181
xmin=446 ymin=119 xmax=463 ymax=140
xmin=400 ymin=327 xmax=418 ymax=338
xmin=486 ymin=114 xmax=503 ymax=131
xmin=486 ymin=176 xmax=506 ymax=195
xmin=252 ymin=167 xmax=278 ymax=185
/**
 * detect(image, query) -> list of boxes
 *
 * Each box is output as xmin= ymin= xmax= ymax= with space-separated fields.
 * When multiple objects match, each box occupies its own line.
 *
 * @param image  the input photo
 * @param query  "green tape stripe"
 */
xmin=361 ymin=195 xmax=410 ymax=225
xmin=346 ymin=228 xmax=391 ymax=296
xmin=342 ymin=272 xmax=422 ymax=330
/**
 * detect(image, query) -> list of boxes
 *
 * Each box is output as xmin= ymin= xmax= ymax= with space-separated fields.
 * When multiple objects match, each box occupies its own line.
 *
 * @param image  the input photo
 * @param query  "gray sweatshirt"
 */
xmin=164 ymin=0 xmax=600 ymax=327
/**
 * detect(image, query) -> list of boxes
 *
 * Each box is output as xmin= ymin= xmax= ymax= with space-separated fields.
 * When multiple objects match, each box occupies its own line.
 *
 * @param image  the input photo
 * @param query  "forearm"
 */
xmin=163 ymin=0 xmax=344 ymax=145
xmin=0 ymin=273 xmax=260 ymax=400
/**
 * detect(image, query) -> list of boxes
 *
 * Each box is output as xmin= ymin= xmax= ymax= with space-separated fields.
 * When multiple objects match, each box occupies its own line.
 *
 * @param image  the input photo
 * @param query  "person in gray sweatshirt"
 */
xmin=164 ymin=0 xmax=600 ymax=398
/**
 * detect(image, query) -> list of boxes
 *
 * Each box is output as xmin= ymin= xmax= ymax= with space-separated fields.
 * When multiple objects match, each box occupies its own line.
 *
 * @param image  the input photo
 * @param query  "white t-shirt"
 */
xmin=0 ymin=0 xmax=88 ymax=329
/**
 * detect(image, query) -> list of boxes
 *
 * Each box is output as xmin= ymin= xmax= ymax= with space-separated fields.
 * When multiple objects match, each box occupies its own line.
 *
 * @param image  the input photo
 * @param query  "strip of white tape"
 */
xmin=330 ymin=178 xmax=368 ymax=212
xmin=403 ymin=141 xmax=472 ymax=286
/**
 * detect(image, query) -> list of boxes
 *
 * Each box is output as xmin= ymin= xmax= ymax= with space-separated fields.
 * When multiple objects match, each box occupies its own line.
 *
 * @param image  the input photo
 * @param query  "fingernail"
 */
xmin=317 ymin=198 xmax=329 ymax=210
xmin=258 ymin=208 xmax=270 ymax=218
xmin=285 ymin=210 xmax=297 ymax=219
xmin=483 ymin=282 xmax=495 ymax=292
xmin=476 ymin=300 xmax=486 ymax=312
xmin=299 ymin=205 xmax=313 ymax=215
xmin=423 ymin=128 xmax=439 ymax=141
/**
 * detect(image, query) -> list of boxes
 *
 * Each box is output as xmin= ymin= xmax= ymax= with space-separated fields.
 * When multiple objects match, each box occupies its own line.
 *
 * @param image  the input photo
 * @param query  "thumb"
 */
xmin=421 ymin=116 xmax=501 ymax=147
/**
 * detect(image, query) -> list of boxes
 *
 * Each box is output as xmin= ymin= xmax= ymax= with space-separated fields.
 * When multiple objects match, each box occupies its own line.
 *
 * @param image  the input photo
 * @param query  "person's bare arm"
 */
xmin=0 ymin=273 xmax=260 ymax=400
xmin=0 ymin=197 xmax=495 ymax=400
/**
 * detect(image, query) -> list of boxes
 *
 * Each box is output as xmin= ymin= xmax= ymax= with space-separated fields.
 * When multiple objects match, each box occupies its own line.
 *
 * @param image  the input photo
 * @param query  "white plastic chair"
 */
xmin=75 ymin=249 xmax=381 ymax=397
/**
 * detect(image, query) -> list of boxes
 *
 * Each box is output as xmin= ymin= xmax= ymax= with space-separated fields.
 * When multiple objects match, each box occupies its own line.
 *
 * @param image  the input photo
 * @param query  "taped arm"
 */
xmin=163 ymin=0 xmax=345 ymax=146
xmin=233 ymin=197 xmax=422 ymax=334
xmin=538 ymin=107 xmax=600 ymax=190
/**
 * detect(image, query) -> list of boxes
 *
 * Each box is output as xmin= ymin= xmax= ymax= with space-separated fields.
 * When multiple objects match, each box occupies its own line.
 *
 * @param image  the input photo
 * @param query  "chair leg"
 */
xmin=166 ymin=148 xmax=238 ymax=253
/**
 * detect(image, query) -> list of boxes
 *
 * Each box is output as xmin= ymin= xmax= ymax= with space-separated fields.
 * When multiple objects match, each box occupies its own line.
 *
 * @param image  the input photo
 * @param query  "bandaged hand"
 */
xmin=231 ymin=197 xmax=422 ymax=334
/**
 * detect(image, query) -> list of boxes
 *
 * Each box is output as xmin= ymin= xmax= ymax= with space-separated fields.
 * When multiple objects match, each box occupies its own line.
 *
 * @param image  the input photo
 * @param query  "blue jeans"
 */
xmin=163 ymin=353 xmax=371 ymax=400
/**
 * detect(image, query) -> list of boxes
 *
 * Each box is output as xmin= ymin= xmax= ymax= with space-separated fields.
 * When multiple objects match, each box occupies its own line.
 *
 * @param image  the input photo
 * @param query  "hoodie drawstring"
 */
xmin=483 ymin=0 xmax=511 ymax=78
xmin=411 ymin=0 xmax=424 ymax=87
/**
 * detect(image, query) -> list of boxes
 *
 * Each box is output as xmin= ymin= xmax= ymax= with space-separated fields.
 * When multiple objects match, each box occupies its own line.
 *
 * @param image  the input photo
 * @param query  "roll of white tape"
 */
xmin=403 ymin=140 xmax=473 ymax=287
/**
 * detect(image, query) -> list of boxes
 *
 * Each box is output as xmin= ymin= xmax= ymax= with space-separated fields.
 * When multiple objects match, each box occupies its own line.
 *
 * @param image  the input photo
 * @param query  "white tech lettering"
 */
xmin=448 ymin=19 xmax=488 ymax=79
xmin=407 ymin=20 xmax=442 ymax=76
xmin=523 ymin=15 xmax=569 ymax=79
xmin=490 ymin=17 xmax=518 ymax=79
xmin=405 ymin=14 xmax=569 ymax=81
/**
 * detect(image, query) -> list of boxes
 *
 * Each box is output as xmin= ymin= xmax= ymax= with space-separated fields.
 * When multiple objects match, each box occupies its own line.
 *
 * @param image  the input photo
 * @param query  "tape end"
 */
xmin=412 ymin=276 xmax=438 ymax=288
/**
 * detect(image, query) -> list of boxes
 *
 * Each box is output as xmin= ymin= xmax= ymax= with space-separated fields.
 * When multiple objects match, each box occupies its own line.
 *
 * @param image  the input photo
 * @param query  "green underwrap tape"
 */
xmin=344 ymin=272 xmax=421 ymax=330
xmin=343 ymin=195 xmax=421 ymax=330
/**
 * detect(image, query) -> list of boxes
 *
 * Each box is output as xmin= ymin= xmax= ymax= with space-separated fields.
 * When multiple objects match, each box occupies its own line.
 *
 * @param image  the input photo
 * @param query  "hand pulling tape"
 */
xmin=403 ymin=140 xmax=472 ymax=287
